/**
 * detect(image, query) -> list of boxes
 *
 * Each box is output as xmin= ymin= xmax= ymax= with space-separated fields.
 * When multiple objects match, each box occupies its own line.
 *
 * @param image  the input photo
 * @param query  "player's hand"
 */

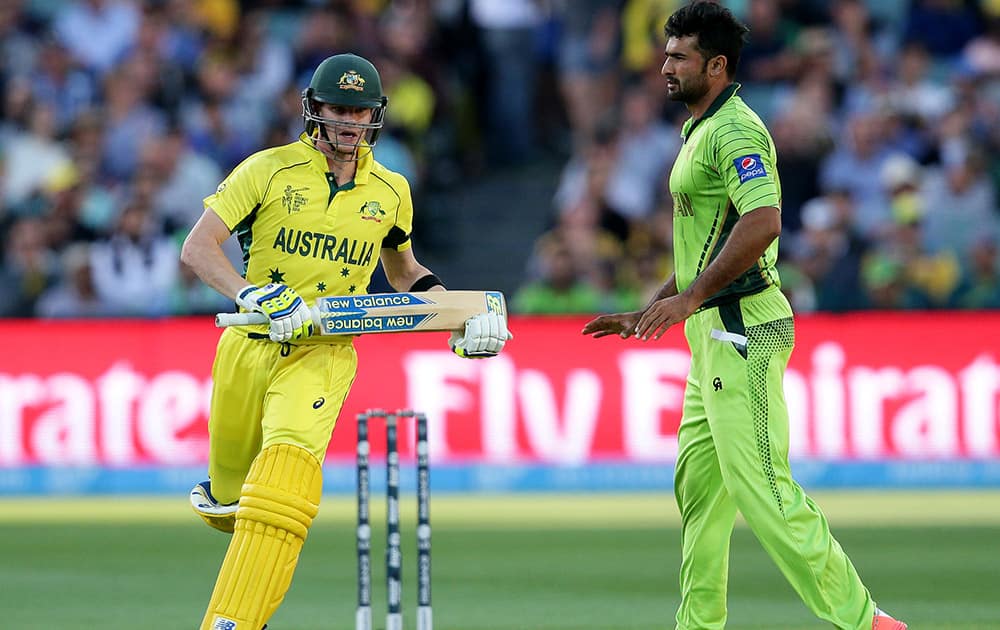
xmin=582 ymin=311 xmax=644 ymax=339
xmin=235 ymin=283 xmax=314 ymax=342
xmin=634 ymin=294 xmax=698 ymax=341
xmin=449 ymin=312 xmax=512 ymax=358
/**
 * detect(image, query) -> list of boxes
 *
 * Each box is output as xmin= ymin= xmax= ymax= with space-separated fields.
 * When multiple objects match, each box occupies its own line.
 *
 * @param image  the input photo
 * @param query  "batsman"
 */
xmin=583 ymin=4 xmax=905 ymax=629
xmin=181 ymin=53 xmax=511 ymax=630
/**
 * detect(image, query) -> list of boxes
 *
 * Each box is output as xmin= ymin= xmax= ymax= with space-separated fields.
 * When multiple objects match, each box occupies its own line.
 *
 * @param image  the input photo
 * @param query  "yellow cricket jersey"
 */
xmin=204 ymin=135 xmax=414 ymax=343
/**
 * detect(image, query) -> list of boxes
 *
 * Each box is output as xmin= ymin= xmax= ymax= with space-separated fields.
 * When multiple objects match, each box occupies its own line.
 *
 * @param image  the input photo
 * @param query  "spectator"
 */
xmin=552 ymin=0 xmax=621 ymax=144
xmin=880 ymin=184 xmax=961 ymax=306
xmin=962 ymin=15 xmax=1000 ymax=77
xmin=182 ymin=54 xmax=264 ymax=170
xmin=0 ymin=92 xmax=72 ymax=212
xmin=605 ymin=81 xmax=679 ymax=223
xmin=38 ymin=163 xmax=99 ymax=252
xmin=292 ymin=7 xmax=351 ymax=84
xmin=64 ymin=111 xmax=119 ymax=232
xmin=31 ymin=36 xmax=96 ymax=135
xmin=828 ymin=0 xmax=886 ymax=84
xmin=921 ymin=146 xmax=999 ymax=257
xmin=53 ymin=0 xmax=140 ymax=76
xmin=123 ymin=3 xmax=191 ymax=117
xmin=99 ymin=57 xmax=167 ymax=182
xmin=0 ymin=1 xmax=44 ymax=81
xmin=738 ymin=0 xmax=801 ymax=84
xmin=137 ymin=127 xmax=222 ymax=235
xmin=513 ymin=233 xmax=605 ymax=314
xmin=469 ymin=0 xmax=543 ymax=166
xmin=620 ymin=0 xmax=673 ymax=75
xmin=36 ymin=243 xmax=115 ymax=318
xmin=770 ymin=68 xmax=836 ymax=232
xmin=88 ymin=201 xmax=179 ymax=316
xmin=902 ymin=0 xmax=983 ymax=59
xmin=819 ymin=111 xmax=897 ymax=237
xmin=170 ymin=258 xmax=233 ymax=316
xmin=859 ymin=253 xmax=931 ymax=310
xmin=554 ymin=120 xmax=631 ymax=243
xmin=790 ymin=194 xmax=869 ymax=311
xmin=0 ymin=216 xmax=57 ymax=317
xmin=951 ymin=235 xmax=1000 ymax=308
xmin=230 ymin=11 xmax=293 ymax=112
xmin=887 ymin=42 xmax=954 ymax=123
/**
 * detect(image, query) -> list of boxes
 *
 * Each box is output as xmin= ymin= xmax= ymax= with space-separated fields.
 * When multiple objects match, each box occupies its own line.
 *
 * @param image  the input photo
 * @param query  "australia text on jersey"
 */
xmin=272 ymin=226 xmax=376 ymax=266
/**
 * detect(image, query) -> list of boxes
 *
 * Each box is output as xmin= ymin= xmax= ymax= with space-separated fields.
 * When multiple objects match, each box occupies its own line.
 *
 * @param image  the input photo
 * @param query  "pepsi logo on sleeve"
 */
xmin=733 ymin=154 xmax=767 ymax=184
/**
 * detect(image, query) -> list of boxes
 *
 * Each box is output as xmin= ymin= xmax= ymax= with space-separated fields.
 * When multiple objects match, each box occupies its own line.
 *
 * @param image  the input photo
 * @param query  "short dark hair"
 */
xmin=664 ymin=1 xmax=749 ymax=78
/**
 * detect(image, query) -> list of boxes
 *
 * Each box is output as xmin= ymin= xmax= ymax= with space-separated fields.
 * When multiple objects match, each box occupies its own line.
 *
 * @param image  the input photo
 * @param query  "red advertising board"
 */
xmin=2 ymin=312 xmax=999 ymax=466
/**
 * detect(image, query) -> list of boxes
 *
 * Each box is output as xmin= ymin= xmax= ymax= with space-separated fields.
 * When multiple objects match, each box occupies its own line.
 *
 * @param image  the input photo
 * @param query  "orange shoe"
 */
xmin=872 ymin=607 xmax=907 ymax=629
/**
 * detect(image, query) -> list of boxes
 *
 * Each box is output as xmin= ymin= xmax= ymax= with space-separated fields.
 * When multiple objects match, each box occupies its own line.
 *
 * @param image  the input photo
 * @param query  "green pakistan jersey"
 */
xmin=204 ymin=135 xmax=414 ymax=342
xmin=669 ymin=83 xmax=782 ymax=308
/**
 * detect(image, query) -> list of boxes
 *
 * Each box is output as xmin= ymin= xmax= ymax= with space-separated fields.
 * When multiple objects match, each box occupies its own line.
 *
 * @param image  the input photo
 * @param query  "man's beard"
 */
xmin=668 ymin=73 xmax=710 ymax=104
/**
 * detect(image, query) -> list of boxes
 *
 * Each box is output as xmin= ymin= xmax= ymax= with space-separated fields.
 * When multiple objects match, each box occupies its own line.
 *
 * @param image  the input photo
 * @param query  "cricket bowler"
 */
xmin=180 ymin=53 xmax=511 ymax=630
xmin=582 ymin=4 xmax=906 ymax=629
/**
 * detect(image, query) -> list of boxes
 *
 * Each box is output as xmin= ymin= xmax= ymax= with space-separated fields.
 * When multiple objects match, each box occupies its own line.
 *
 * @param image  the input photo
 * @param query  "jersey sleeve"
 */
xmin=381 ymin=174 xmax=414 ymax=252
xmin=202 ymin=155 xmax=264 ymax=231
xmin=714 ymin=121 xmax=781 ymax=215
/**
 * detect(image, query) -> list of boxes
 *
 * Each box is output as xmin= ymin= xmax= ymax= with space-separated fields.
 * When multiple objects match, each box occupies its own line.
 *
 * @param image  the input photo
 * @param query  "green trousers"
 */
xmin=674 ymin=287 xmax=874 ymax=630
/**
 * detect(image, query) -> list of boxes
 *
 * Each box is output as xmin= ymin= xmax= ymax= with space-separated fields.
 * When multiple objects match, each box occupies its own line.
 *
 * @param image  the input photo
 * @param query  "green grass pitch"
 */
xmin=1 ymin=492 xmax=998 ymax=629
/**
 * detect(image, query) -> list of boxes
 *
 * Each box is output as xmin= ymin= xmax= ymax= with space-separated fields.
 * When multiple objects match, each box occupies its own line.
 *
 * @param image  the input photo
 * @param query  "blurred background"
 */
xmin=1 ymin=1 xmax=999 ymax=628
xmin=1 ymin=0 xmax=998 ymax=316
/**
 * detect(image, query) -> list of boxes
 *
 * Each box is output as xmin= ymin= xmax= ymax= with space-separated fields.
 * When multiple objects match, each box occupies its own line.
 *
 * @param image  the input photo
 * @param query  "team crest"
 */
xmin=359 ymin=200 xmax=386 ymax=222
xmin=281 ymin=185 xmax=309 ymax=213
xmin=339 ymin=70 xmax=366 ymax=92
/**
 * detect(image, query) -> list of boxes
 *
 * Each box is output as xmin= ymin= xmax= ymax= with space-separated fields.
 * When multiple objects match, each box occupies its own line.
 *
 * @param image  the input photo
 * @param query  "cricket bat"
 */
xmin=215 ymin=290 xmax=507 ymax=335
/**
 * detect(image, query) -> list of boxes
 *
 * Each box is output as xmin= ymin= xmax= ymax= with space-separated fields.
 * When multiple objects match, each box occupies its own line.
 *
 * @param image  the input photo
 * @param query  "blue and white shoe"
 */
xmin=190 ymin=480 xmax=238 ymax=534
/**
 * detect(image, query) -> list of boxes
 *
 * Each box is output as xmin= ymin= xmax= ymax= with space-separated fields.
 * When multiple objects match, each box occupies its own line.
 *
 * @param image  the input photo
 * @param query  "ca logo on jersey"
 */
xmin=359 ymin=200 xmax=386 ymax=222
xmin=733 ymin=154 xmax=767 ymax=184
xmin=339 ymin=70 xmax=366 ymax=92
xmin=282 ymin=185 xmax=309 ymax=213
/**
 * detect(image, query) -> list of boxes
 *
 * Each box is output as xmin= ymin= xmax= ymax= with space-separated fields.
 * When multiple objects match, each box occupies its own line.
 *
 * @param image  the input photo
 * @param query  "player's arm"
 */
xmin=182 ymin=209 xmax=312 ymax=342
xmin=180 ymin=209 xmax=248 ymax=300
xmin=379 ymin=246 xmax=445 ymax=293
xmin=633 ymin=209 xmax=779 ymax=340
xmin=647 ymin=272 xmax=679 ymax=304
xmin=677 ymin=207 xmax=780 ymax=308
xmin=379 ymin=246 xmax=511 ymax=357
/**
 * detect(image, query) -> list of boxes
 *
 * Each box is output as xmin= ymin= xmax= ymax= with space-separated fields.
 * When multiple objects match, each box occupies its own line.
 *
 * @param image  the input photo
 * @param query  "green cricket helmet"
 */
xmin=301 ymin=53 xmax=389 ymax=158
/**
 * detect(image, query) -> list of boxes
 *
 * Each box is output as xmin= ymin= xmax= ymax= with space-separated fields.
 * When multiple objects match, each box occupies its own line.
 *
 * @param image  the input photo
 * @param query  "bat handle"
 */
xmin=215 ymin=312 xmax=268 ymax=327
xmin=214 ymin=308 xmax=323 ymax=331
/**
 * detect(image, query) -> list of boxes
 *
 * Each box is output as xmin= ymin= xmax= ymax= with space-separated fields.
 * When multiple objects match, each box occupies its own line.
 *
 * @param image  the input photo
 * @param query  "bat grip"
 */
xmin=215 ymin=312 xmax=268 ymax=327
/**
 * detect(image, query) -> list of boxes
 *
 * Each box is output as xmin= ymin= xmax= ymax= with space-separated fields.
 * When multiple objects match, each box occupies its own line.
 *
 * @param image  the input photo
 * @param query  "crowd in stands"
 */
xmin=1 ymin=0 xmax=998 ymax=319
xmin=513 ymin=0 xmax=1000 ymax=314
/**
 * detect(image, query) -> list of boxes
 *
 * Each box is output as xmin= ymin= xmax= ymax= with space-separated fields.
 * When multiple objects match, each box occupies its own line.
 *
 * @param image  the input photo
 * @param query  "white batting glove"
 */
xmin=235 ymin=283 xmax=314 ymax=342
xmin=448 ymin=312 xmax=513 ymax=359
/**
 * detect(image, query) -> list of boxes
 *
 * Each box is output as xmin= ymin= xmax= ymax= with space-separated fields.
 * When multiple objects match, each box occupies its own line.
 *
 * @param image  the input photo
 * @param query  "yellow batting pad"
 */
xmin=200 ymin=444 xmax=323 ymax=630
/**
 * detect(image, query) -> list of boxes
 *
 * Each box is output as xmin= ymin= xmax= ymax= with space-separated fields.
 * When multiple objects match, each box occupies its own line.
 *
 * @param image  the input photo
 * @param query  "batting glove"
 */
xmin=236 ymin=283 xmax=314 ymax=342
xmin=449 ymin=312 xmax=513 ymax=359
